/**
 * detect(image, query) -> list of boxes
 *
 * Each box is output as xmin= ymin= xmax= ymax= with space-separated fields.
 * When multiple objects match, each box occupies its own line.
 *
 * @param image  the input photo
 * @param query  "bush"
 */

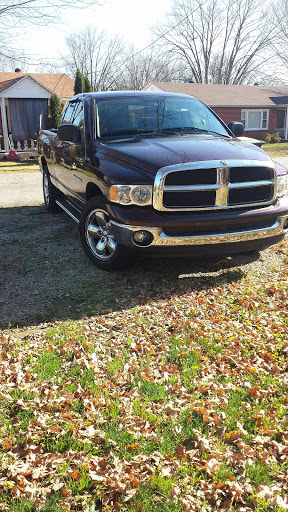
xmin=264 ymin=132 xmax=281 ymax=144
xmin=264 ymin=134 xmax=272 ymax=143
xmin=48 ymin=94 xmax=62 ymax=129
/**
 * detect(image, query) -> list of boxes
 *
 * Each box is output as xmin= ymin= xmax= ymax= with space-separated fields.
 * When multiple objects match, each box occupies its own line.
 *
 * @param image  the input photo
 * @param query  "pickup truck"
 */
xmin=38 ymin=91 xmax=288 ymax=270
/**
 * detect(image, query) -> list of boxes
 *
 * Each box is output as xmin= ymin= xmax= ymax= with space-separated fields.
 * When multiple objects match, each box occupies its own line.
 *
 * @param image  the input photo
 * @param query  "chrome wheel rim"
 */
xmin=44 ymin=174 xmax=49 ymax=205
xmin=85 ymin=209 xmax=117 ymax=260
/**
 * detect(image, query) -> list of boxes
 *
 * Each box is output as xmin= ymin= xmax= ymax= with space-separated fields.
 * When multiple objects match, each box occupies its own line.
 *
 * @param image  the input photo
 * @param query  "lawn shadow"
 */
xmin=0 ymin=205 xmax=260 ymax=329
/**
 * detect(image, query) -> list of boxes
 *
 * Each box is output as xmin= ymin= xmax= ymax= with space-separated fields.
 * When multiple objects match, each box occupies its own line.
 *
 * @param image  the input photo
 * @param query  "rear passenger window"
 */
xmin=61 ymin=101 xmax=76 ymax=124
xmin=72 ymin=100 xmax=85 ymax=141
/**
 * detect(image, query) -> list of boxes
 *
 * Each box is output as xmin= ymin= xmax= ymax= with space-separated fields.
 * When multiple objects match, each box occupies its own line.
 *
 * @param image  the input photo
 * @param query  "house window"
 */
xmin=241 ymin=110 xmax=269 ymax=130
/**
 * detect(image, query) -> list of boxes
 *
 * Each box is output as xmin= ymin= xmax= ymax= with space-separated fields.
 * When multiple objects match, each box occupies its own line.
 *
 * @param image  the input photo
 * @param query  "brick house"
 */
xmin=143 ymin=82 xmax=288 ymax=139
xmin=0 ymin=71 xmax=74 ymax=154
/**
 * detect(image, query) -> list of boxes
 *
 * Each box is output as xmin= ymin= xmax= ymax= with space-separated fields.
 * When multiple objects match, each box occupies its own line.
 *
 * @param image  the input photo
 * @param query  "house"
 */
xmin=0 ymin=71 xmax=74 ymax=154
xmin=143 ymin=82 xmax=288 ymax=139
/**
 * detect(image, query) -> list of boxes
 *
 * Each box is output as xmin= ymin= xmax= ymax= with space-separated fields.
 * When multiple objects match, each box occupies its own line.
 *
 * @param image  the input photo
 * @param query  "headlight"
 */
xmin=109 ymin=185 xmax=153 ymax=206
xmin=277 ymin=173 xmax=288 ymax=198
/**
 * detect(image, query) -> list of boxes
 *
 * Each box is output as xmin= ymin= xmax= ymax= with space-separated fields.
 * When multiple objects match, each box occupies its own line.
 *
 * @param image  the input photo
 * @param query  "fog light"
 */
xmin=134 ymin=231 xmax=148 ymax=242
xmin=133 ymin=230 xmax=153 ymax=246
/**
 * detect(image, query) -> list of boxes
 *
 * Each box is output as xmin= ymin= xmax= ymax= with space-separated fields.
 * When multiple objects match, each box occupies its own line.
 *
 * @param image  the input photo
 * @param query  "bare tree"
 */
xmin=0 ymin=0 xmax=104 ymax=64
xmin=153 ymin=0 xmax=276 ymax=84
xmin=269 ymin=0 xmax=288 ymax=78
xmin=63 ymin=27 xmax=124 ymax=91
xmin=114 ymin=45 xmax=183 ymax=90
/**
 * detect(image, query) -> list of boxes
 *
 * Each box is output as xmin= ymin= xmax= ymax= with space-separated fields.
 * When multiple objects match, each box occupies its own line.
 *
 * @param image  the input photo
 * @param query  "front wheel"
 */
xmin=79 ymin=197 xmax=134 ymax=271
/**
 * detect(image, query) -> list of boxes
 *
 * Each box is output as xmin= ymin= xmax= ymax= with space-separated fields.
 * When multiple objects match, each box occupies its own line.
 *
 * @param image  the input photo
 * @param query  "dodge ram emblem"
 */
xmin=221 ymin=160 xmax=228 ymax=166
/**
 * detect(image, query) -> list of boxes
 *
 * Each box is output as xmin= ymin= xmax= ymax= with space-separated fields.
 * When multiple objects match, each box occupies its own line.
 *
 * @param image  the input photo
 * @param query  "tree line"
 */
xmin=63 ymin=0 xmax=288 ymax=89
xmin=1 ymin=0 xmax=288 ymax=87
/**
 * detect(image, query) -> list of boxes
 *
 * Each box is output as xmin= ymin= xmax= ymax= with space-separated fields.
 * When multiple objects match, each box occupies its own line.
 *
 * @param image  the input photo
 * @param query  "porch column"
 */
xmin=285 ymin=105 xmax=288 ymax=141
xmin=1 ymin=97 xmax=9 ymax=153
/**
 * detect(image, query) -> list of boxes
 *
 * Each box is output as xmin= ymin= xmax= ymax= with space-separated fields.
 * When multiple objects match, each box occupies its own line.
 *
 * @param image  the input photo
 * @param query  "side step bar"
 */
xmin=55 ymin=199 xmax=81 ymax=224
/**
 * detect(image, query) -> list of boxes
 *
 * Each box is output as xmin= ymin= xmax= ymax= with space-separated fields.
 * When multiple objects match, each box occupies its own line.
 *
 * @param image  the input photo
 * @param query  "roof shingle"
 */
xmin=145 ymin=82 xmax=288 ymax=107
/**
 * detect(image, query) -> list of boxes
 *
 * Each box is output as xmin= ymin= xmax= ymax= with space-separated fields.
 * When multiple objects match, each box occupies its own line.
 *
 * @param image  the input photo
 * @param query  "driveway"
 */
xmin=0 ymin=172 xmax=43 ymax=207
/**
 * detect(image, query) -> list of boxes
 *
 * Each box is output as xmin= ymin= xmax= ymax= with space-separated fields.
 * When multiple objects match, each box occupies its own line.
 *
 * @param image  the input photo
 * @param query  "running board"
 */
xmin=55 ymin=200 xmax=81 ymax=223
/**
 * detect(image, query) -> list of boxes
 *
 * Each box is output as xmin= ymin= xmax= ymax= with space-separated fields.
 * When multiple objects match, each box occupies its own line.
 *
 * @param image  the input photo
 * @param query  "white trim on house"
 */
xmin=0 ymin=75 xmax=54 ymax=99
xmin=1 ymin=98 xmax=9 ymax=153
xmin=143 ymin=83 xmax=166 ymax=92
xmin=241 ymin=109 xmax=269 ymax=131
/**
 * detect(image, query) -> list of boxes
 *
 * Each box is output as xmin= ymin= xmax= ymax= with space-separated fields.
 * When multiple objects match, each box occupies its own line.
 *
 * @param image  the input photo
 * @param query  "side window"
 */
xmin=72 ymin=100 xmax=85 ymax=141
xmin=61 ymin=101 xmax=76 ymax=124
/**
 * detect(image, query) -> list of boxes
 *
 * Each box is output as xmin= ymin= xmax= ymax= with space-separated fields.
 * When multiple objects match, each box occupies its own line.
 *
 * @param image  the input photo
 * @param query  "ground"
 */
xmin=0 ymin=149 xmax=288 ymax=511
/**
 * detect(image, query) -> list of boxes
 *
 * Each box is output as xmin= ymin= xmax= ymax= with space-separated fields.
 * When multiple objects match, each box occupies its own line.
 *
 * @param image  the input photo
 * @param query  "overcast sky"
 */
xmin=18 ymin=0 xmax=171 ymax=71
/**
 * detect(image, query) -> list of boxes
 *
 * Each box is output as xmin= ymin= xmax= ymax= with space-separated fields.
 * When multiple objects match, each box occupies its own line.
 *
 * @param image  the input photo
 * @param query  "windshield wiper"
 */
xmin=170 ymin=127 xmax=230 ymax=137
xmin=102 ymin=129 xmax=180 ymax=143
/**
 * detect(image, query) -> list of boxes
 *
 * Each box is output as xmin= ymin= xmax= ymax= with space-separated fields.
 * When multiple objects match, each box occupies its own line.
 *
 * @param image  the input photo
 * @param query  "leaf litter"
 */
xmin=1 ymin=241 xmax=288 ymax=510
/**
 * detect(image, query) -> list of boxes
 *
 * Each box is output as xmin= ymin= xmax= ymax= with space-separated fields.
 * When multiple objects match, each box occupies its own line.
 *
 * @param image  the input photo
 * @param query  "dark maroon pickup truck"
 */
xmin=38 ymin=91 xmax=288 ymax=270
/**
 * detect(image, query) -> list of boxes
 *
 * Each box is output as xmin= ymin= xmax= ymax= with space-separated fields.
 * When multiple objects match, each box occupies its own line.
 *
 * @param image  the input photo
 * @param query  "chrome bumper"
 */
xmin=110 ymin=215 xmax=288 ymax=248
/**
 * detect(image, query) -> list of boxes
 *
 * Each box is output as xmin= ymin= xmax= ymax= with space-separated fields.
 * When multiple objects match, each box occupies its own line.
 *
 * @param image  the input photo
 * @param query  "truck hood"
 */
xmin=99 ymin=134 xmax=272 ymax=175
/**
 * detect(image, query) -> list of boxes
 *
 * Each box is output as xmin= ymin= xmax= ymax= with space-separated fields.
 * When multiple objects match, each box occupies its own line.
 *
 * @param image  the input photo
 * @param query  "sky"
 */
xmin=17 ymin=0 xmax=172 ymax=72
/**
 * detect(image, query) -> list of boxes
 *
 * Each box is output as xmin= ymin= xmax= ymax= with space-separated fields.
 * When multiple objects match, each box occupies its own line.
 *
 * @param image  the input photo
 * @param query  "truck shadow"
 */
xmin=0 ymin=205 xmax=261 ymax=329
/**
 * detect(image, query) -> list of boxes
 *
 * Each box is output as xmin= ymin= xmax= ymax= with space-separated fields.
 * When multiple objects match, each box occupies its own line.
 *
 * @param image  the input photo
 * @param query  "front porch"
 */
xmin=0 ymin=97 xmax=47 ymax=157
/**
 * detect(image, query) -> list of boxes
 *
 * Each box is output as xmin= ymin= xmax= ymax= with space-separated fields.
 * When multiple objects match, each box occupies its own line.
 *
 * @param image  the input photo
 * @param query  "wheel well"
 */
xmin=86 ymin=183 xmax=103 ymax=201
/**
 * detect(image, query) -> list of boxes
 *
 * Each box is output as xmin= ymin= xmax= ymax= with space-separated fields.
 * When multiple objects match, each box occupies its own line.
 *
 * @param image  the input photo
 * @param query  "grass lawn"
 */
xmin=0 ymin=159 xmax=39 ymax=173
xmin=262 ymin=142 xmax=288 ymax=158
xmin=1 ymin=240 xmax=288 ymax=511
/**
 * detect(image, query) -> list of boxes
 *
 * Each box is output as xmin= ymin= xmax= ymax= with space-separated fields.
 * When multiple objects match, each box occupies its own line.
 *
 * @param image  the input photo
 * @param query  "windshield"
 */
xmin=96 ymin=95 xmax=230 ymax=139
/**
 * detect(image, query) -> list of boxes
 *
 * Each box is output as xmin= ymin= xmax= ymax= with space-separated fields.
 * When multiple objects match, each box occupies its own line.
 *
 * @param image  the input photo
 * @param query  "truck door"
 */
xmin=54 ymin=99 xmax=86 ymax=206
xmin=52 ymin=100 xmax=77 ymax=188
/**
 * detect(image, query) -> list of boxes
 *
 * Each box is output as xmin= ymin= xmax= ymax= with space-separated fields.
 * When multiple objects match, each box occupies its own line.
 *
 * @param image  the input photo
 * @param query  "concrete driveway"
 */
xmin=0 ymin=172 xmax=43 ymax=207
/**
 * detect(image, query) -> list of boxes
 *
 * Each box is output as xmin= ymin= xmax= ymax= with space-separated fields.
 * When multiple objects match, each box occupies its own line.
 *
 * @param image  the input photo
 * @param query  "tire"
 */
xmin=43 ymin=167 xmax=60 ymax=213
xmin=79 ymin=196 xmax=134 ymax=271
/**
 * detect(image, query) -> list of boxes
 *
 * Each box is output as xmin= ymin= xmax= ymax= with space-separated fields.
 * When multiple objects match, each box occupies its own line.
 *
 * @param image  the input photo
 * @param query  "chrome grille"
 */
xmin=153 ymin=160 xmax=276 ymax=212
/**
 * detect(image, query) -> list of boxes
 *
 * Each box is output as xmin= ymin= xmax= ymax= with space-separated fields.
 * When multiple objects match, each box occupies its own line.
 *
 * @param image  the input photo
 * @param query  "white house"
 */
xmin=0 ymin=71 xmax=74 ymax=154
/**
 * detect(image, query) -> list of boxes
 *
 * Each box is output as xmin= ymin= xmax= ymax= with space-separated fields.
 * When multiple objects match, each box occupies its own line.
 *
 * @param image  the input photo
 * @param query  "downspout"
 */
xmin=1 ymin=97 xmax=9 ymax=153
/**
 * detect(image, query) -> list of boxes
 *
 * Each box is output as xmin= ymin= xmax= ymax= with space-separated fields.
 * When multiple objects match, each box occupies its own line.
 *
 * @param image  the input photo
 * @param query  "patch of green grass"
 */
xmin=0 ymin=160 xmax=39 ymax=174
xmin=166 ymin=337 xmax=202 ymax=386
xmin=8 ymin=389 xmax=38 ymax=401
xmin=0 ymin=492 xmax=67 ymax=512
xmin=0 ymin=497 xmax=37 ymax=512
xmin=133 ymin=398 xmax=147 ymax=416
xmin=65 ymin=367 xmax=100 ymax=393
xmin=215 ymin=463 xmax=235 ymax=482
xmin=139 ymin=380 xmax=168 ymax=402
xmin=33 ymin=350 xmax=61 ymax=380
xmin=39 ymin=432 xmax=97 ymax=455
xmin=262 ymin=142 xmax=288 ymax=158
xmin=107 ymin=357 xmax=124 ymax=375
xmin=45 ymin=322 xmax=88 ymax=345
xmin=125 ymin=474 xmax=182 ymax=512
xmin=66 ymin=468 xmax=94 ymax=495
xmin=253 ymin=498 xmax=287 ymax=512
xmin=102 ymin=399 xmax=121 ymax=420
xmin=245 ymin=460 xmax=274 ymax=487
xmin=71 ymin=399 xmax=85 ymax=415
xmin=179 ymin=408 xmax=210 ymax=440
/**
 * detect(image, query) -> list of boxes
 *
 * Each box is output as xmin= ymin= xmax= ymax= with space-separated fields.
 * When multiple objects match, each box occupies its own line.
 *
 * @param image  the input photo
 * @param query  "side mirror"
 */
xmin=228 ymin=122 xmax=244 ymax=137
xmin=57 ymin=124 xmax=81 ymax=142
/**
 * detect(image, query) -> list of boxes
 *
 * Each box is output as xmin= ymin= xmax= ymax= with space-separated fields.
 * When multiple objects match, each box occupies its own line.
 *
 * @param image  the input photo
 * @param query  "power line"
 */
xmin=106 ymin=0 xmax=209 ymax=87
xmin=2 ymin=0 xmax=208 ymax=79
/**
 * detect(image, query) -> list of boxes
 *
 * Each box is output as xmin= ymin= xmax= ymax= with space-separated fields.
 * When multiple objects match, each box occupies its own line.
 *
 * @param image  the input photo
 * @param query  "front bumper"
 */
xmin=110 ymin=214 xmax=288 ymax=250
